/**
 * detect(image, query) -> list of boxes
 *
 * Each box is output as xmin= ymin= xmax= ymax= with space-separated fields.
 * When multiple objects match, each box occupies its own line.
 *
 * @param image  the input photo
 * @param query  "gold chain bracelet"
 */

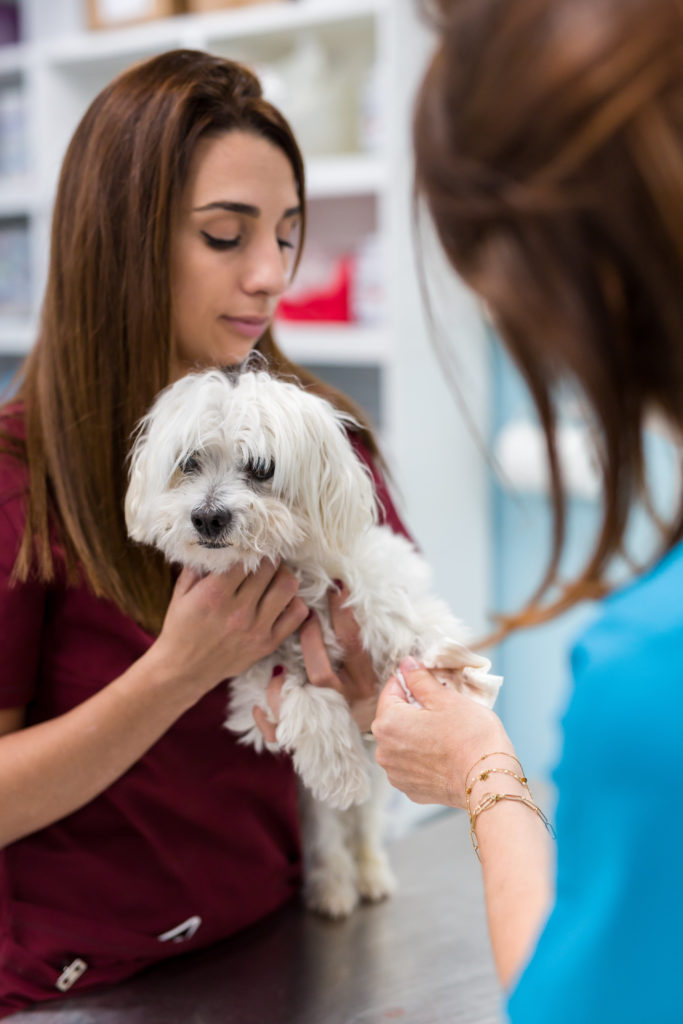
xmin=469 ymin=791 xmax=556 ymax=861
xmin=465 ymin=767 xmax=529 ymax=815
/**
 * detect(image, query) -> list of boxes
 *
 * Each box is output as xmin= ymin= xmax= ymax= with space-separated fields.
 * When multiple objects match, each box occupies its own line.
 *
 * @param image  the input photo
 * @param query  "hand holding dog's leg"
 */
xmin=371 ymin=658 xmax=513 ymax=808
xmin=252 ymin=586 xmax=380 ymax=739
xmin=249 ymin=587 xmax=378 ymax=806
xmin=252 ymin=667 xmax=284 ymax=744
xmin=301 ymin=584 xmax=379 ymax=732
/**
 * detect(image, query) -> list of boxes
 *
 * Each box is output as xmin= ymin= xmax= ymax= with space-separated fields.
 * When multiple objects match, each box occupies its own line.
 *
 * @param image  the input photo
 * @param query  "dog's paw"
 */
xmin=304 ymin=865 xmax=359 ymax=920
xmin=357 ymin=848 xmax=397 ymax=904
xmin=276 ymin=684 xmax=372 ymax=808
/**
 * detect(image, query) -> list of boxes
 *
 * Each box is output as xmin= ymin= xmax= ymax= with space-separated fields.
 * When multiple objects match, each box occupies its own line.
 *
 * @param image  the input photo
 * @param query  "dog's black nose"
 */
xmin=191 ymin=507 xmax=232 ymax=541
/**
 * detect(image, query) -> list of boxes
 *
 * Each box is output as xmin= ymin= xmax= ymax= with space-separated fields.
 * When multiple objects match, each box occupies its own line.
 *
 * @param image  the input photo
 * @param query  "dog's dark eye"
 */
xmin=180 ymin=453 xmax=201 ymax=475
xmin=246 ymin=457 xmax=275 ymax=482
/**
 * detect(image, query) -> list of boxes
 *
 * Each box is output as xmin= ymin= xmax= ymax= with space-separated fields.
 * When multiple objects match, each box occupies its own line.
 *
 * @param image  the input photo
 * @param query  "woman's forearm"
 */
xmin=470 ymin=767 xmax=554 ymax=988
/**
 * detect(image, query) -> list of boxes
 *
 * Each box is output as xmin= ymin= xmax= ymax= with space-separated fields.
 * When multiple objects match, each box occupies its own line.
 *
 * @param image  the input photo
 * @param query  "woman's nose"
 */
xmin=241 ymin=238 xmax=289 ymax=297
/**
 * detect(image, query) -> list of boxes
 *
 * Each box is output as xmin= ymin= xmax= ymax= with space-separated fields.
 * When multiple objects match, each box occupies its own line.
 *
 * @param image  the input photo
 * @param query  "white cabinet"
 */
xmin=0 ymin=0 xmax=492 ymax=632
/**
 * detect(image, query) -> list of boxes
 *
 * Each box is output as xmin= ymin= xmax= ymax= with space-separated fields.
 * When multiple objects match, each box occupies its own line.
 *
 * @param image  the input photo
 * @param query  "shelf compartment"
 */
xmin=295 ymin=359 xmax=384 ymax=431
xmin=40 ymin=0 xmax=387 ymax=65
xmin=198 ymin=0 xmax=387 ymax=42
xmin=274 ymin=322 xmax=390 ymax=365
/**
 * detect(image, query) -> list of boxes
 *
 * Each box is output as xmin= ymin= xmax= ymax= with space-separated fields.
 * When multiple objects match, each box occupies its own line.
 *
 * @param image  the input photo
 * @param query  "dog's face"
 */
xmin=125 ymin=370 xmax=377 ymax=573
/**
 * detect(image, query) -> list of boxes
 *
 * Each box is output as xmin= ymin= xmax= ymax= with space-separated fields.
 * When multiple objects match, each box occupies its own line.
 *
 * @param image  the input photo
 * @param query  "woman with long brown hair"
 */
xmin=372 ymin=0 xmax=683 ymax=1019
xmin=0 ymin=49 xmax=403 ymax=1015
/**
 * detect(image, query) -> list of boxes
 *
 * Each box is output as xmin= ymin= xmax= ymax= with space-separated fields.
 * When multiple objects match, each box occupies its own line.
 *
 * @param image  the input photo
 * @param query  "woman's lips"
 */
xmin=220 ymin=315 xmax=269 ymax=340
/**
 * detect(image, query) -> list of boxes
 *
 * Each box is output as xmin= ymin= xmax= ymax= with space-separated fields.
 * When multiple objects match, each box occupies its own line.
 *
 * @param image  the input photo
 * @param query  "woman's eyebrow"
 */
xmin=193 ymin=201 xmax=302 ymax=219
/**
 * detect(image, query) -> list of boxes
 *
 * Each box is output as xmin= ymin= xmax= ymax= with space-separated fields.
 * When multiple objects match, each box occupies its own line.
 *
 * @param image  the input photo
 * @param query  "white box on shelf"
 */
xmin=86 ymin=0 xmax=182 ymax=31
xmin=186 ymin=0 xmax=285 ymax=11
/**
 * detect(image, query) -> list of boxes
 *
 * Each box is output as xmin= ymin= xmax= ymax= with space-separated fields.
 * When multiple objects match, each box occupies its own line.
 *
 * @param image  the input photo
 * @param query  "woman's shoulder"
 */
xmin=572 ymin=538 xmax=683 ymax=680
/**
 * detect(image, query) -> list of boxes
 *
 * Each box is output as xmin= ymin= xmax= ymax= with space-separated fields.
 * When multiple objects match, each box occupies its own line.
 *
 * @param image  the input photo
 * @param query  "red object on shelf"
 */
xmin=276 ymin=256 xmax=353 ymax=323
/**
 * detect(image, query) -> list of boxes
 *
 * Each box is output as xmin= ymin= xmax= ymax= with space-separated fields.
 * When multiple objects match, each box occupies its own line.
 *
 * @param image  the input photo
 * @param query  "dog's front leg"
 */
xmin=276 ymin=675 xmax=371 ymax=809
xmin=299 ymin=785 xmax=359 ymax=919
xmin=351 ymin=749 xmax=397 ymax=904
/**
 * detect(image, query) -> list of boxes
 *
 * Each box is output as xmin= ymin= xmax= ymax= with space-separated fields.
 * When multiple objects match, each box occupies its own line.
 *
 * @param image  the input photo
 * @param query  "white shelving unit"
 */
xmin=0 ymin=0 xmax=492 ymax=635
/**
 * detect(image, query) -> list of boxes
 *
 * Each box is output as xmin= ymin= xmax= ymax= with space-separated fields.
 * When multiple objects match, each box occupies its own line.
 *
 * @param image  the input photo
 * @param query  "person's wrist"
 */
xmin=140 ymin=642 xmax=213 ymax=712
xmin=465 ymin=752 xmax=529 ymax=811
xmin=458 ymin=733 xmax=519 ymax=804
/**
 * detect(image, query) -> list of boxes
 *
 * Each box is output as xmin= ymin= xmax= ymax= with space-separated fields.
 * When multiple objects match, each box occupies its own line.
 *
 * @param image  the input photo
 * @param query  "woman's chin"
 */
xmin=212 ymin=335 xmax=257 ymax=367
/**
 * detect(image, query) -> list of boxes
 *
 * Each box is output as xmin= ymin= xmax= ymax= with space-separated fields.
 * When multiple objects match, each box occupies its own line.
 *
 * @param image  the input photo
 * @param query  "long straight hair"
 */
xmin=2 ymin=50 xmax=380 ymax=634
xmin=415 ymin=0 xmax=683 ymax=633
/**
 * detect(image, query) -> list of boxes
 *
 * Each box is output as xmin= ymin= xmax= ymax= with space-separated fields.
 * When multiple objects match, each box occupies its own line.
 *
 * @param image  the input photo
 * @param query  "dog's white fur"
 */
xmin=125 ymin=368 xmax=502 ymax=917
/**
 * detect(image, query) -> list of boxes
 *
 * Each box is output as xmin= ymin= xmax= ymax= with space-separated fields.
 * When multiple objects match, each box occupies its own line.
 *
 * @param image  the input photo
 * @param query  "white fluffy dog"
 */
xmin=125 ymin=368 xmax=502 ymax=917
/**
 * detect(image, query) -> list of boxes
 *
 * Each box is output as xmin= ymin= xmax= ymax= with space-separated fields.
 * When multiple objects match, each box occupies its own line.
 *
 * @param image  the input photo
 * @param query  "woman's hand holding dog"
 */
xmin=253 ymin=582 xmax=380 ymax=741
xmin=154 ymin=560 xmax=309 ymax=704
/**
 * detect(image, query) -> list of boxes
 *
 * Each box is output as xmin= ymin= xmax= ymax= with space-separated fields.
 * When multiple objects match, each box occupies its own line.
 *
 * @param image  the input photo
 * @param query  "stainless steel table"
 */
xmin=11 ymin=810 xmax=503 ymax=1023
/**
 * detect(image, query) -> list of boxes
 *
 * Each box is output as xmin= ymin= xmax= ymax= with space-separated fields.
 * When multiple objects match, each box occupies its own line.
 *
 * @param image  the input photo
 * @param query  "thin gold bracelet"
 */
xmin=466 ymin=751 xmax=524 ymax=783
xmin=465 ymin=767 xmax=529 ymax=815
xmin=469 ymin=791 xmax=556 ymax=861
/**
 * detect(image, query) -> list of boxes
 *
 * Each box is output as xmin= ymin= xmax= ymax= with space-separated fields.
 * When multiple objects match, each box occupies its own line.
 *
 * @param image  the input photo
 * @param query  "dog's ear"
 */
xmin=125 ymin=413 xmax=167 ymax=543
xmin=125 ymin=372 xmax=221 ymax=543
xmin=280 ymin=388 xmax=378 ymax=553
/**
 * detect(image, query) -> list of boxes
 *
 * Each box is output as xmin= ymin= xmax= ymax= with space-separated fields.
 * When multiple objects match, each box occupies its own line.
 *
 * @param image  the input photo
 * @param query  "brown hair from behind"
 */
xmin=415 ymin=0 xmax=683 ymax=635
xmin=1 ymin=49 xmax=381 ymax=634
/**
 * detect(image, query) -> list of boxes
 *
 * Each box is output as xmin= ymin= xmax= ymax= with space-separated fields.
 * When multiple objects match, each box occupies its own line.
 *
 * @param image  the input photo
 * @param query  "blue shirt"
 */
xmin=508 ymin=539 xmax=683 ymax=1023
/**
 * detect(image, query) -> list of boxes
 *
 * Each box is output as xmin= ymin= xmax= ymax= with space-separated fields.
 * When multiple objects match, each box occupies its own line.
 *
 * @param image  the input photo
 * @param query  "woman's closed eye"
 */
xmin=201 ymin=230 xmax=295 ymax=252
xmin=201 ymin=230 xmax=240 ymax=251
